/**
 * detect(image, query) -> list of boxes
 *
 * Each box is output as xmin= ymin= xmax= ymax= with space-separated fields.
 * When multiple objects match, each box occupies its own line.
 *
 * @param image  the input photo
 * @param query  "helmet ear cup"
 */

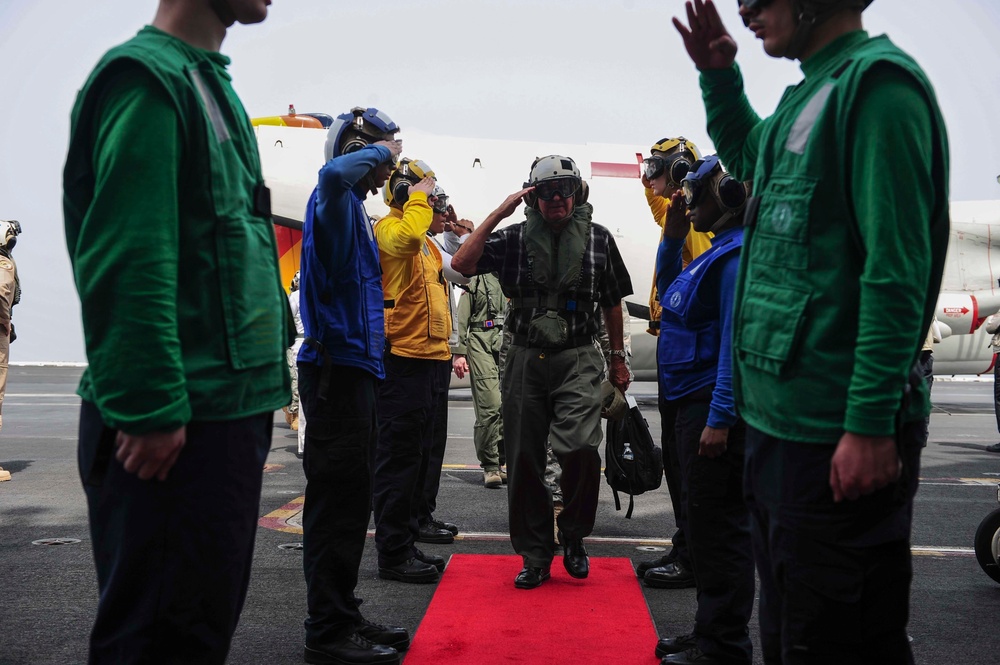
xmin=392 ymin=178 xmax=411 ymax=206
xmin=341 ymin=136 xmax=368 ymax=156
xmin=577 ymin=180 xmax=589 ymax=205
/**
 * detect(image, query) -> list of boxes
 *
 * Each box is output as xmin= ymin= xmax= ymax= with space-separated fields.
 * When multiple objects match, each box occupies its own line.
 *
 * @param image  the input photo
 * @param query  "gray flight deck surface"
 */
xmin=1 ymin=366 xmax=999 ymax=664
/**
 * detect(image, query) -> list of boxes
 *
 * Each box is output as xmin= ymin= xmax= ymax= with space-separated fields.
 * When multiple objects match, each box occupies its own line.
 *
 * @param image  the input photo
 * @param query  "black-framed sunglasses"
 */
xmin=534 ymin=178 xmax=579 ymax=201
xmin=738 ymin=0 xmax=773 ymax=10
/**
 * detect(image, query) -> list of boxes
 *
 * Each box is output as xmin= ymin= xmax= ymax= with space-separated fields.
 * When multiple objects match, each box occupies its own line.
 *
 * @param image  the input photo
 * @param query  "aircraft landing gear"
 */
xmin=974 ymin=484 xmax=1000 ymax=584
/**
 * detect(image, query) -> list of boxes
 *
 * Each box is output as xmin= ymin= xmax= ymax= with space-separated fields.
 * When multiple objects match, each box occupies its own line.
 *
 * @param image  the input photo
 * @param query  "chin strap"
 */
xmin=786 ymin=1 xmax=859 ymax=59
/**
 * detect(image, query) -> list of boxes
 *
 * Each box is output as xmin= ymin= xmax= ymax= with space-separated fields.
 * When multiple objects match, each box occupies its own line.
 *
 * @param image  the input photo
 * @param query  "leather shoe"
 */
xmin=429 ymin=518 xmax=459 ymax=536
xmin=356 ymin=618 xmax=409 ymax=651
xmin=660 ymin=646 xmax=724 ymax=664
xmin=413 ymin=547 xmax=446 ymax=573
xmin=304 ymin=632 xmax=399 ymax=665
xmin=416 ymin=523 xmax=454 ymax=544
xmin=636 ymin=553 xmax=673 ymax=579
xmin=655 ymin=633 xmax=697 ymax=658
xmin=987 ymin=442 xmax=1000 ymax=453
xmin=514 ymin=565 xmax=551 ymax=589
xmin=644 ymin=561 xmax=695 ymax=589
xmin=558 ymin=531 xmax=589 ymax=579
xmin=378 ymin=558 xmax=439 ymax=584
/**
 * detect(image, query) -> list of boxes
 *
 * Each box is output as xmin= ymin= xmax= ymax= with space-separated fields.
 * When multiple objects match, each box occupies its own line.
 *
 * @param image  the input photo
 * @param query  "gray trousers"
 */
xmin=502 ymin=343 xmax=603 ymax=567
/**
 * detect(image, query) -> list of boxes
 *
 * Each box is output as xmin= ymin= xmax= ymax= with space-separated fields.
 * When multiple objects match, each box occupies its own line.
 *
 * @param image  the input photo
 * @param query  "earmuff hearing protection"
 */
xmin=391 ymin=161 xmax=414 ymax=206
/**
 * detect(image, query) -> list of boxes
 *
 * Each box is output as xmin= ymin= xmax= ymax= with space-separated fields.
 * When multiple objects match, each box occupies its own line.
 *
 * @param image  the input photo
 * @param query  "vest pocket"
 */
xmin=658 ymin=326 xmax=698 ymax=368
xmin=752 ymin=175 xmax=818 ymax=271
xmin=736 ymin=281 xmax=810 ymax=376
xmin=215 ymin=220 xmax=285 ymax=370
xmin=426 ymin=281 xmax=450 ymax=341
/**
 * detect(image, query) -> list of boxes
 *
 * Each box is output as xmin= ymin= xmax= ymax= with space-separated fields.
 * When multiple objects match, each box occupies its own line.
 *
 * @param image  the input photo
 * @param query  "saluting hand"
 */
xmin=673 ymin=0 xmax=739 ymax=71
xmin=374 ymin=139 xmax=402 ymax=160
xmin=115 ymin=427 xmax=187 ymax=481
xmin=662 ymin=191 xmax=690 ymax=239
xmin=408 ymin=176 xmax=436 ymax=198
xmin=496 ymin=187 xmax=534 ymax=219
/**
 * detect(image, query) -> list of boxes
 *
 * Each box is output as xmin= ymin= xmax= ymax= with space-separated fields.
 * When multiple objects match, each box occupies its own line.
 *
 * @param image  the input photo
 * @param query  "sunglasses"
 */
xmin=682 ymin=175 xmax=747 ymax=210
xmin=534 ymin=178 xmax=579 ymax=201
xmin=642 ymin=154 xmax=694 ymax=188
xmin=738 ymin=0 xmax=773 ymax=9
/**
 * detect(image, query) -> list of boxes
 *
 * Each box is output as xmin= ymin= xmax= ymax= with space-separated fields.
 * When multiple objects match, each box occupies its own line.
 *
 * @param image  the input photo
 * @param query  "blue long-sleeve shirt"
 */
xmin=298 ymin=144 xmax=391 ymax=375
xmin=657 ymin=226 xmax=742 ymax=428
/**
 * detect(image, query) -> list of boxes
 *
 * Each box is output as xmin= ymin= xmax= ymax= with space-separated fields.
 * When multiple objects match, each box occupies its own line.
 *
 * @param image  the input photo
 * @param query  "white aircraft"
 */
xmin=254 ymin=115 xmax=1000 ymax=379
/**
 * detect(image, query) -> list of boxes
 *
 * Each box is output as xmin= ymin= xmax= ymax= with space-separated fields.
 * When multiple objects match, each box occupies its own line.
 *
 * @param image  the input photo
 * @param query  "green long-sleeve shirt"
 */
xmin=701 ymin=31 xmax=949 ymax=441
xmin=63 ymin=27 xmax=291 ymax=434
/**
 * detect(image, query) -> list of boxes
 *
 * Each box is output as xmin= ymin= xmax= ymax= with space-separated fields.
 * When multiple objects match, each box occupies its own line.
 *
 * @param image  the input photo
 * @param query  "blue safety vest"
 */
xmin=658 ymin=229 xmax=743 ymax=400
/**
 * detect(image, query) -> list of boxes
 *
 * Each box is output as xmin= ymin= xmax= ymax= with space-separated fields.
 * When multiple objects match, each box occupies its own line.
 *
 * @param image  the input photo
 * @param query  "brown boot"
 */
xmin=553 ymin=501 xmax=564 ymax=546
xmin=283 ymin=407 xmax=293 ymax=427
xmin=0 ymin=466 xmax=11 ymax=482
xmin=291 ymin=415 xmax=299 ymax=431
xmin=483 ymin=469 xmax=503 ymax=489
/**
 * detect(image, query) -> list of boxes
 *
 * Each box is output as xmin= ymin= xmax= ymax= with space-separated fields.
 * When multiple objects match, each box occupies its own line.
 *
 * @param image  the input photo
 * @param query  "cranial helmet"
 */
xmin=644 ymin=137 xmax=703 ymax=190
xmin=430 ymin=184 xmax=450 ymax=214
xmin=741 ymin=0 xmax=873 ymax=59
xmin=383 ymin=158 xmax=436 ymax=208
xmin=324 ymin=106 xmax=399 ymax=163
xmin=290 ymin=270 xmax=300 ymax=292
xmin=681 ymin=155 xmax=750 ymax=232
xmin=522 ymin=155 xmax=589 ymax=210
xmin=0 ymin=220 xmax=21 ymax=252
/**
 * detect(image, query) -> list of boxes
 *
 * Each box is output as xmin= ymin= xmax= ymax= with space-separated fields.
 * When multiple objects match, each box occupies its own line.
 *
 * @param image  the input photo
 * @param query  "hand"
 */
xmin=496 ymin=187 xmax=534 ymax=219
xmin=374 ymin=139 xmax=402 ymax=159
xmin=673 ymin=0 xmax=739 ymax=71
xmin=640 ymin=173 xmax=652 ymax=189
xmin=662 ymin=191 xmax=690 ymax=239
xmin=408 ymin=176 xmax=436 ymax=198
xmin=829 ymin=432 xmax=901 ymax=502
xmin=699 ymin=426 xmax=729 ymax=458
xmin=609 ymin=356 xmax=631 ymax=394
xmin=453 ymin=356 xmax=469 ymax=379
xmin=445 ymin=205 xmax=458 ymax=225
xmin=115 ymin=426 xmax=187 ymax=481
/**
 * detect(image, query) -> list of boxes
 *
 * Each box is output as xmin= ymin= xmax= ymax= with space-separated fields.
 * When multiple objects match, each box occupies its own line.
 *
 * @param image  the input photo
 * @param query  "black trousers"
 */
xmin=373 ymin=354 xmax=450 ymax=566
xmin=78 ymin=401 xmax=271 ymax=665
xmin=745 ymin=422 xmax=922 ymax=665
xmin=993 ymin=354 xmax=1000 ymax=433
xmin=673 ymin=388 xmax=753 ymax=664
xmin=417 ymin=360 xmax=452 ymax=525
xmin=658 ymin=394 xmax=691 ymax=569
xmin=300 ymin=363 xmax=378 ymax=645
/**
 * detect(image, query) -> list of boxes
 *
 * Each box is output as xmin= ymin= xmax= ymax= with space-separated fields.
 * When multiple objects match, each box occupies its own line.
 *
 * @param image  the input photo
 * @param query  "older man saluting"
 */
xmin=452 ymin=156 xmax=632 ymax=589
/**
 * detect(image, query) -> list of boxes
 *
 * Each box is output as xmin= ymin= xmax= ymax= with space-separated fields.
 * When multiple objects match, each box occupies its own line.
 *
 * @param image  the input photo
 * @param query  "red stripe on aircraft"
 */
xmin=971 ymin=294 xmax=980 ymax=334
xmin=592 ymin=161 xmax=640 ymax=178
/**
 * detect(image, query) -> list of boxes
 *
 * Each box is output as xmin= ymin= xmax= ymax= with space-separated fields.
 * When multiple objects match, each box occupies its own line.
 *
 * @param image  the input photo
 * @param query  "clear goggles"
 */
xmin=534 ymin=178 xmax=579 ymax=201
xmin=683 ymin=174 xmax=747 ymax=210
xmin=431 ymin=195 xmax=450 ymax=214
xmin=642 ymin=154 xmax=693 ymax=187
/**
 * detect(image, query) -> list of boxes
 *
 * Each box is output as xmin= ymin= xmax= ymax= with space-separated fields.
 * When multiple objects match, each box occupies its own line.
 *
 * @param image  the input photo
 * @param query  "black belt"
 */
xmin=470 ymin=320 xmax=502 ymax=330
xmin=384 ymin=299 xmax=395 ymax=309
xmin=648 ymin=320 xmax=660 ymax=330
xmin=510 ymin=334 xmax=593 ymax=350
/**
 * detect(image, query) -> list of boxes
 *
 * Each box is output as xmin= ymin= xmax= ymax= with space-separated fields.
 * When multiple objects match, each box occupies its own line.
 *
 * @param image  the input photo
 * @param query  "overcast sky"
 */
xmin=1 ymin=0 xmax=998 ymax=363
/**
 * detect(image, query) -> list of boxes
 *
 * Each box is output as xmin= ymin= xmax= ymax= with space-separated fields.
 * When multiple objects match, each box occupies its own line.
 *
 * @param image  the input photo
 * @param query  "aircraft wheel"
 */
xmin=974 ymin=507 xmax=1000 ymax=584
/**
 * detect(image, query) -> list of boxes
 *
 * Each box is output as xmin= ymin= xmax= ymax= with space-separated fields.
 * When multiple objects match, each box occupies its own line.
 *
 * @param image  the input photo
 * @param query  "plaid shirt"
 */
xmin=475 ymin=221 xmax=633 ymax=339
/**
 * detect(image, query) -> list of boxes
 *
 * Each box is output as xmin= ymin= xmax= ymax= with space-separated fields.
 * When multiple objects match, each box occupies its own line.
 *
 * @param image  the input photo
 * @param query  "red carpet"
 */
xmin=404 ymin=554 xmax=660 ymax=664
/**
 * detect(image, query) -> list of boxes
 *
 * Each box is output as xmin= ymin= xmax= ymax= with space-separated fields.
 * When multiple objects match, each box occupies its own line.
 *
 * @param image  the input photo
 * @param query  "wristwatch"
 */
xmin=609 ymin=349 xmax=627 ymax=359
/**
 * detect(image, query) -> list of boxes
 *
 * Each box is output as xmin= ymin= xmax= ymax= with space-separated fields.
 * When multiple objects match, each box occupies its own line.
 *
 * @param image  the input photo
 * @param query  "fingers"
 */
xmin=672 ymin=15 xmax=691 ymax=40
xmin=829 ymin=461 xmax=843 ymax=502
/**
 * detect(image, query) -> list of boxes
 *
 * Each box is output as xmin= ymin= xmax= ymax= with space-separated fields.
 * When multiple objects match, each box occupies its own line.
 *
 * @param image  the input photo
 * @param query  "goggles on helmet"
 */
xmin=642 ymin=153 xmax=693 ymax=188
xmin=534 ymin=178 xmax=579 ymax=202
xmin=681 ymin=156 xmax=747 ymax=211
xmin=431 ymin=192 xmax=450 ymax=214
xmin=738 ymin=0 xmax=773 ymax=8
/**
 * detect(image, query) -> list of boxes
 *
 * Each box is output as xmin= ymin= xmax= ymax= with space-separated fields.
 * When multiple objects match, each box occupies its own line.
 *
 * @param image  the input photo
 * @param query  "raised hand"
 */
xmin=408 ymin=176 xmax=437 ymax=198
xmin=673 ymin=0 xmax=739 ymax=70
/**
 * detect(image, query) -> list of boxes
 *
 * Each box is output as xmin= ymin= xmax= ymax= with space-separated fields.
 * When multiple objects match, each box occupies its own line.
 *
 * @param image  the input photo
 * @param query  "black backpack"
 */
xmin=604 ymin=402 xmax=663 ymax=518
